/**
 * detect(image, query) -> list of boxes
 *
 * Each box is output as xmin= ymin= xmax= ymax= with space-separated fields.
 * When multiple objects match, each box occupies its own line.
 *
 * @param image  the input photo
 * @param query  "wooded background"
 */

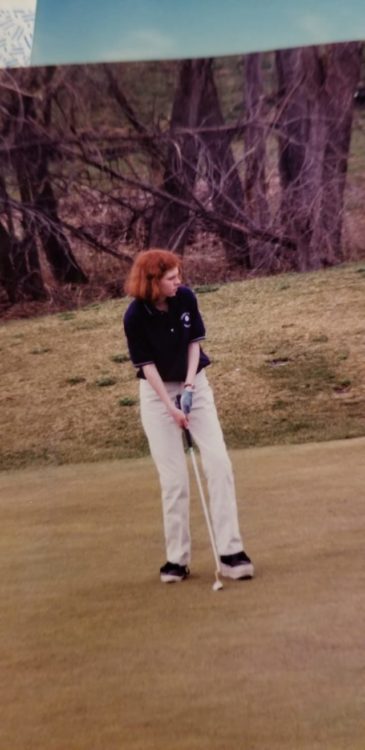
xmin=0 ymin=41 xmax=364 ymax=316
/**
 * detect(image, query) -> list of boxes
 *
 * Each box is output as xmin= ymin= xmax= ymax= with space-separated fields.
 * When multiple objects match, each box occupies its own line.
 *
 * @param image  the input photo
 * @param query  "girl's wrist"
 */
xmin=184 ymin=383 xmax=195 ymax=390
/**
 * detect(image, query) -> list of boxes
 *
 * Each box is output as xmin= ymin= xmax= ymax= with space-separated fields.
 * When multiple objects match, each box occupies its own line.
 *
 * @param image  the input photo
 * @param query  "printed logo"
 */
xmin=180 ymin=311 xmax=191 ymax=328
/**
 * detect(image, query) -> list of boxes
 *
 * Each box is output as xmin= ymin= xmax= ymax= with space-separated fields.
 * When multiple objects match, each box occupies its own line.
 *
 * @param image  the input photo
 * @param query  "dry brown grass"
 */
xmin=1 ymin=437 xmax=364 ymax=749
xmin=1 ymin=261 xmax=365 ymax=471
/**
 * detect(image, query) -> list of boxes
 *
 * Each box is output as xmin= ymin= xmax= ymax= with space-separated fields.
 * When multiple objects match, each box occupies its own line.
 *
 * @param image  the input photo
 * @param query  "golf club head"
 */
xmin=212 ymin=579 xmax=223 ymax=591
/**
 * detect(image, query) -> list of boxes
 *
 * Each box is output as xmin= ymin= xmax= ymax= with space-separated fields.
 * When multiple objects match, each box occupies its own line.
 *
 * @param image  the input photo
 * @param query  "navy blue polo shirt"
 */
xmin=123 ymin=285 xmax=210 ymax=381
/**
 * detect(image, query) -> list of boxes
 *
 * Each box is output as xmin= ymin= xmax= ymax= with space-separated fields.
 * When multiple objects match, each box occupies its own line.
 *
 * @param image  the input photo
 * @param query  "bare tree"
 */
xmin=244 ymin=53 xmax=273 ymax=270
xmin=12 ymin=68 xmax=87 ymax=283
xmin=148 ymin=58 xmax=251 ymax=268
xmin=0 ymin=43 xmax=363 ymax=310
xmin=148 ymin=59 xmax=204 ymax=252
xmin=275 ymin=42 xmax=362 ymax=270
xmin=0 ymin=68 xmax=89 ymax=303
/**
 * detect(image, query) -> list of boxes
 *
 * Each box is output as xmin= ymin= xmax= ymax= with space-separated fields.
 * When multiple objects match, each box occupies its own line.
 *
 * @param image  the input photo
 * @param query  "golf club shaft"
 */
xmin=187 ymin=445 xmax=221 ymax=573
xmin=175 ymin=393 xmax=222 ymax=576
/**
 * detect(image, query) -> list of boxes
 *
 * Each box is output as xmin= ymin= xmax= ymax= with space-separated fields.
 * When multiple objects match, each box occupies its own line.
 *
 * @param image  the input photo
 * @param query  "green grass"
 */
xmin=95 ymin=376 xmax=118 ymax=388
xmin=0 ymin=262 xmax=364 ymax=471
xmin=119 ymin=396 xmax=138 ymax=407
xmin=111 ymin=353 xmax=130 ymax=363
xmin=66 ymin=376 xmax=87 ymax=386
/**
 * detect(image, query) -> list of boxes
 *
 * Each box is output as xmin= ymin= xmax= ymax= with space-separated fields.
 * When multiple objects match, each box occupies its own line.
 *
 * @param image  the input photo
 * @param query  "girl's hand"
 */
xmin=169 ymin=404 xmax=189 ymax=429
xmin=180 ymin=387 xmax=193 ymax=415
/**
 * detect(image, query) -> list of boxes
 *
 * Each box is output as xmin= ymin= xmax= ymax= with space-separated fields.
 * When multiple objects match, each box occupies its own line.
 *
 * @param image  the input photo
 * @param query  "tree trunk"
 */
xmin=276 ymin=47 xmax=322 ymax=270
xmin=196 ymin=61 xmax=250 ymax=268
xmin=0 ymin=221 xmax=47 ymax=302
xmin=148 ymin=59 xmax=208 ymax=252
xmin=35 ymin=180 xmax=88 ymax=284
xmin=149 ymin=59 xmax=250 ymax=268
xmin=0 ymin=166 xmax=47 ymax=302
xmin=13 ymin=236 xmax=48 ymax=300
xmin=276 ymin=43 xmax=362 ymax=270
xmin=321 ymin=43 xmax=362 ymax=263
xmin=0 ymin=222 xmax=17 ymax=303
xmin=15 ymin=70 xmax=87 ymax=286
xmin=244 ymin=53 xmax=272 ymax=270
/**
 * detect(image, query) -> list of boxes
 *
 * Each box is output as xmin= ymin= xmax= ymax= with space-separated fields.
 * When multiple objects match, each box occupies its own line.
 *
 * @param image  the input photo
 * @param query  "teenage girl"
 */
xmin=123 ymin=249 xmax=254 ymax=583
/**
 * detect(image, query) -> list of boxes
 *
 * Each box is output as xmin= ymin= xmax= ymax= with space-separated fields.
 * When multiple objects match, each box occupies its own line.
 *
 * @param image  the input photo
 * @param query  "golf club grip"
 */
xmin=183 ymin=426 xmax=193 ymax=449
xmin=175 ymin=394 xmax=193 ymax=447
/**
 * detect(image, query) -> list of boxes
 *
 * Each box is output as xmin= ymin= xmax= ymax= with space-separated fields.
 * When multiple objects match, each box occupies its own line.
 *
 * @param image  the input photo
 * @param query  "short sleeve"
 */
xmin=186 ymin=289 xmax=206 ymax=342
xmin=123 ymin=305 xmax=154 ymax=368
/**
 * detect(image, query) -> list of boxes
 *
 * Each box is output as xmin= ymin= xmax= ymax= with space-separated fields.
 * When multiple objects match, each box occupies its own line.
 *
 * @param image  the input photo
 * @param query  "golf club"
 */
xmin=175 ymin=395 xmax=223 ymax=592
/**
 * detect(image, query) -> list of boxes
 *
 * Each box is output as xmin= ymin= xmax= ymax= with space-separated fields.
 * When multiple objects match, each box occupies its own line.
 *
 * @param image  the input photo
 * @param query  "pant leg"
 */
xmin=139 ymin=379 xmax=191 ymax=565
xmin=188 ymin=370 xmax=244 ymax=556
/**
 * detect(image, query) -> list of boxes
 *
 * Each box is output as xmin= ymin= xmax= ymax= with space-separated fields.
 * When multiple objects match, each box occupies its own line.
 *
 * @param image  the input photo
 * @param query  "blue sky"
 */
xmin=31 ymin=0 xmax=365 ymax=67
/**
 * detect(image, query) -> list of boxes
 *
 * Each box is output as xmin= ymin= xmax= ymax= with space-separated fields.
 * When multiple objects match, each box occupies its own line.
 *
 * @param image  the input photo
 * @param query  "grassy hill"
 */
xmin=1 ymin=262 xmax=365 ymax=471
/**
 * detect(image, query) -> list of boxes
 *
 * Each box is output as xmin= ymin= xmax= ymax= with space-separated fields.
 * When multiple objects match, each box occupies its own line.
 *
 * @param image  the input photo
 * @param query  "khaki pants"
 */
xmin=139 ymin=370 xmax=244 ymax=565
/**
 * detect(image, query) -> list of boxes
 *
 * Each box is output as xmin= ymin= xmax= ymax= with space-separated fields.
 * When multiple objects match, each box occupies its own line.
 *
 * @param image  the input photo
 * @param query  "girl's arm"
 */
xmin=142 ymin=363 xmax=189 ymax=428
xmin=184 ymin=341 xmax=200 ymax=387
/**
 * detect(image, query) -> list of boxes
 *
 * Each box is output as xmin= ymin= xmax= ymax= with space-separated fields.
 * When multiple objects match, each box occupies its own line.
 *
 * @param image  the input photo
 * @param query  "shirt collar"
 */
xmin=143 ymin=297 xmax=174 ymax=316
xmin=143 ymin=301 xmax=155 ymax=316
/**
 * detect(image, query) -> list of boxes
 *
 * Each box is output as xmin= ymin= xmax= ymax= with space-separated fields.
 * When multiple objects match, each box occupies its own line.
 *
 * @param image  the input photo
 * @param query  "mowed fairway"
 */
xmin=1 ymin=438 xmax=364 ymax=750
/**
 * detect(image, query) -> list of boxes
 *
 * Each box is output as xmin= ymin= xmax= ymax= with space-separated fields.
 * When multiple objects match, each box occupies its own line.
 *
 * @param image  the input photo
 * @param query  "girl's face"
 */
xmin=158 ymin=266 xmax=181 ymax=299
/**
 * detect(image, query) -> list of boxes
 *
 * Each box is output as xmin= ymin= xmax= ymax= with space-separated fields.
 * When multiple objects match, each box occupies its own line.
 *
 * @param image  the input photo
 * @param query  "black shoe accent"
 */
xmin=160 ymin=561 xmax=190 ymax=582
xmin=220 ymin=551 xmax=252 ymax=567
xmin=219 ymin=550 xmax=254 ymax=579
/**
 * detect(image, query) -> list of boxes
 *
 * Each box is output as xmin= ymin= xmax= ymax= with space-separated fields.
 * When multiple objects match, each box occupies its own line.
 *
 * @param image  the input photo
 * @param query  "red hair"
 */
xmin=125 ymin=249 xmax=182 ymax=302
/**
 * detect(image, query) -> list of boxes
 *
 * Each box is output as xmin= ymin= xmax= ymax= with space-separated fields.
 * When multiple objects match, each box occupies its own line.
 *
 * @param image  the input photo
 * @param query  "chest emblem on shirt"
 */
xmin=180 ymin=312 xmax=191 ymax=328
